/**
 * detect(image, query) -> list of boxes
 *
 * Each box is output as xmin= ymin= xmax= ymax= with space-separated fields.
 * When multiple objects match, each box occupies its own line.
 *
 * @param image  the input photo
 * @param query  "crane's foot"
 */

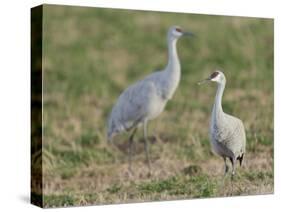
xmin=231 ymin=171 xmax=235 ymax=181
xmin=146 ymin=171 xmax=152 ymax=178
xmin=146 ymin=167 xmax=152 ymax=178
xmin=143 ymin=159 xmax=152 ymax=177
xmin=127 ymin=166 xmax=135 ymax=177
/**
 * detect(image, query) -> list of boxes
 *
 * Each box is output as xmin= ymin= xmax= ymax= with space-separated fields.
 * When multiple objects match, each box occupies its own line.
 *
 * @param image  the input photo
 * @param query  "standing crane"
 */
xmin=107 ymin=26 xmax=194 ymax=172
xmin=199 ymin=70 xmax=246 ymax=178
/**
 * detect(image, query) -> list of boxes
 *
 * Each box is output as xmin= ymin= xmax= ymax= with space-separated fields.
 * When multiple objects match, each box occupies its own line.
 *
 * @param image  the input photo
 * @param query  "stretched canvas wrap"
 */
xmin=31 ymin=4 xmax=274 ymax=208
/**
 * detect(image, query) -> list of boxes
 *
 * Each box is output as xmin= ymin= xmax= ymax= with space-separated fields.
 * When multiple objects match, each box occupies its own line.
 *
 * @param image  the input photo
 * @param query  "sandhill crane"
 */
xmin=199 ymin=70 xmax=246 ymax=177
xmin=107 ymin=26 xmax=194 ymax=172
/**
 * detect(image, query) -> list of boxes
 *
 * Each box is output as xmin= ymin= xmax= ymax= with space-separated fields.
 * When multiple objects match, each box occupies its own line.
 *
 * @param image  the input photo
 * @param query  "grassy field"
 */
xmin=39 ymin=5 xmax=273 ymax=207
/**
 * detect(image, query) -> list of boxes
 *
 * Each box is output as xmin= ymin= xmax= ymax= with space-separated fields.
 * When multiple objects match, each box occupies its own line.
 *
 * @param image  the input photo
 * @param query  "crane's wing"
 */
xmin=213 ymin=114 xmax=246 ymax=157
xmin=107 ymin=79 xmax=158 ymax=138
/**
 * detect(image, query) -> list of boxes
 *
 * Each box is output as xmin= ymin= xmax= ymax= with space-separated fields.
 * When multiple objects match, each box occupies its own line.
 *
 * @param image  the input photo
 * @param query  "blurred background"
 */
xmin=40 ymin=4 xmax=273 ymax=207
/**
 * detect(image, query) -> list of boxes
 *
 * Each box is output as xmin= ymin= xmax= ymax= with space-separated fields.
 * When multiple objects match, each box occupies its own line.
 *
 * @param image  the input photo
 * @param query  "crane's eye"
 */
xmin=210 ymin=71 xmax=219 ymax=79
xmin=175 ymin=28 xmax=182 ymax=32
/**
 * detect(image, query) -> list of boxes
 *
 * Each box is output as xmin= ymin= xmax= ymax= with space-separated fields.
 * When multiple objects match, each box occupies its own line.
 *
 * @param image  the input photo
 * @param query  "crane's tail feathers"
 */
xmin=237 ymin=154 xmax=244 ymax=167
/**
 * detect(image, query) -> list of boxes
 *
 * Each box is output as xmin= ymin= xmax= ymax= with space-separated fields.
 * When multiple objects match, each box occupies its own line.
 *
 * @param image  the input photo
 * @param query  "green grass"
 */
xmin=42 ymin=169 xmax=273 ymax=207
xmin=37 ymin=4 xmax=274 ymax=207
xmin=137 ymin=175 xmax=216 ymax=197
xmin=44 ymin=194 xmax=75 ymax=207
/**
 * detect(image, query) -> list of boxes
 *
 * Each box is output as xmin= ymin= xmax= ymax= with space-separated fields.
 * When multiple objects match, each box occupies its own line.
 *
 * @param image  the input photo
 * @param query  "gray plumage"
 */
xmin=107 ymin=26 xmax=194 ymax=171
xmin=199 ymin=70 xmax=246 ymax=176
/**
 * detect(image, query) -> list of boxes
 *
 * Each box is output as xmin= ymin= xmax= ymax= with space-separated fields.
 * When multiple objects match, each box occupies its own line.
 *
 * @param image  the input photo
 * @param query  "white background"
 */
xmin=0 ymin=0 xmax=279 ymax=211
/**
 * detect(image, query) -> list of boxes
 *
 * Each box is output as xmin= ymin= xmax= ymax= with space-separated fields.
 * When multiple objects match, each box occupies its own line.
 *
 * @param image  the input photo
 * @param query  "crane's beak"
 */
xmin=182 ymin=31 xmax=195 ymax=37
xmin=198 ymin=77 xmax=211 ymax=85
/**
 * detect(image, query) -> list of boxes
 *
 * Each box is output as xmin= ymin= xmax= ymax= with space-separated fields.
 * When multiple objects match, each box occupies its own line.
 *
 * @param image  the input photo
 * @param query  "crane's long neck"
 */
xmin=161 ymin=37 xmax=181 ymax=100
xmin=167 ymin=38 xmax=180 ymax=72
xmin=212 ymin=82 xmax=225 ymax=121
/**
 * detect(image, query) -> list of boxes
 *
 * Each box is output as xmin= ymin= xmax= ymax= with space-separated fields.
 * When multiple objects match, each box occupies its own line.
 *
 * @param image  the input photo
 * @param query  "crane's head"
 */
xmin=168 ymin=26 xmax=194 ymax=40
xmin=198 ymin=70 xmax=226 ymax=85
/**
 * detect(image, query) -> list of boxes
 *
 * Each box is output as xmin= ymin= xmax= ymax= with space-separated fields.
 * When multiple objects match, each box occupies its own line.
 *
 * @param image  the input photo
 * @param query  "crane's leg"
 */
xmin=230 ymin=157 xmax=236 ymax=180
xmin=128 ymin=128 xmax=137 ymax=173
xmin=220 ymin=157 xmax=229 ymax=188
xmin=223 ymin=157 xmax=229 ymax=176
xmin=143 ymin=121 xmax=151 ymax=171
